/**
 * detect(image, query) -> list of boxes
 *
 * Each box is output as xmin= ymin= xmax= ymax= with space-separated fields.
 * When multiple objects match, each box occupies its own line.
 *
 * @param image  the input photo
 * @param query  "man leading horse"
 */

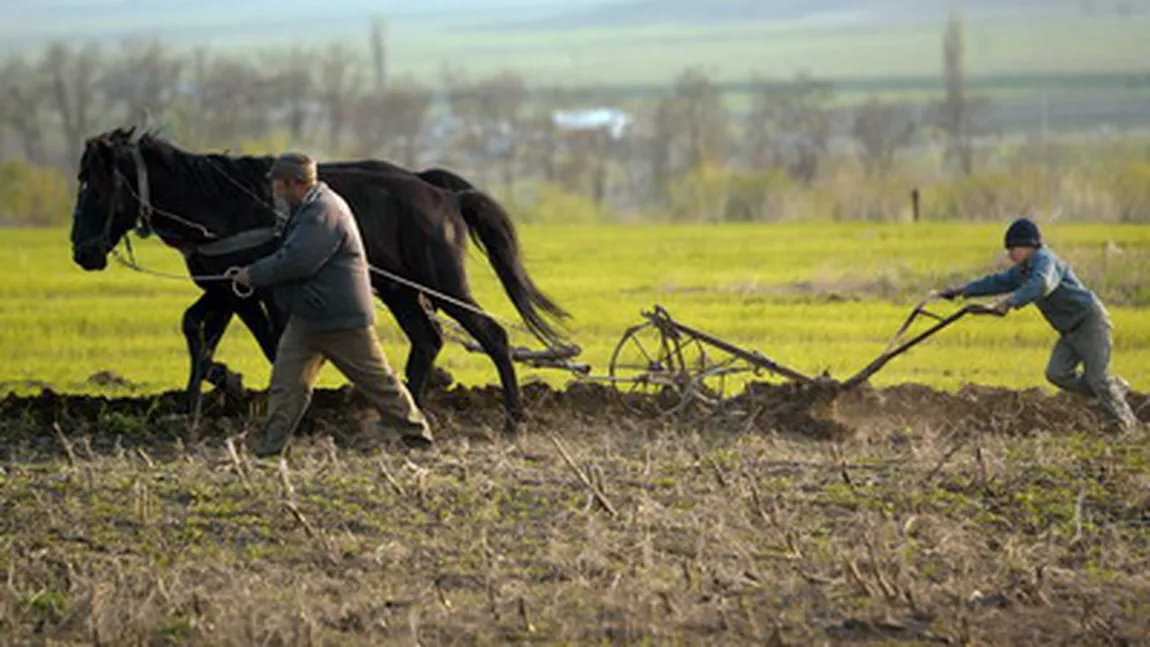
xmin=233 ymin=152 xmax=434 ymax=456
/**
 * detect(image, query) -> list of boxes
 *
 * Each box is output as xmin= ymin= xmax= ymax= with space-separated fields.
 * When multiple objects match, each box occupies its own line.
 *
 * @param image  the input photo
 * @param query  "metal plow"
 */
xmin=603 ymin=294 xmax=1005 ymax=417
xmin=430 ymin=292 xmax=1005 ymax=418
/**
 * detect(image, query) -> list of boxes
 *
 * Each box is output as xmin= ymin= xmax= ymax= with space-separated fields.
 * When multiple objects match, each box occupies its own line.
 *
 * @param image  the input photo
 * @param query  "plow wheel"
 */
xmin=607 ymin=319 xmax=746 ymax=416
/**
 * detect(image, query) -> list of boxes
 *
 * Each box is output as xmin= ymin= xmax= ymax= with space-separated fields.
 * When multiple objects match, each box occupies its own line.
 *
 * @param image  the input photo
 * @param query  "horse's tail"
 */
xmin=455 ymin=189 xmax=570 ymax=348
xmin=416 ymin=167 xmax=476 ymax=193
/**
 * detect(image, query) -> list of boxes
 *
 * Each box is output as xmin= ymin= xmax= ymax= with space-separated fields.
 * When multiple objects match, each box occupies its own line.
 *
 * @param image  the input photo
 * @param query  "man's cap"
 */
xmin=268 ymin=151 xmax=317 ymax=183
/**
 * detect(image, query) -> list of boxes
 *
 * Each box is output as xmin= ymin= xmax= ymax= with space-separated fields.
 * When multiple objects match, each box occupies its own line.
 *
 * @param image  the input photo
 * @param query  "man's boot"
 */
xmin=251 ymin=424 xmax=293 ymax=458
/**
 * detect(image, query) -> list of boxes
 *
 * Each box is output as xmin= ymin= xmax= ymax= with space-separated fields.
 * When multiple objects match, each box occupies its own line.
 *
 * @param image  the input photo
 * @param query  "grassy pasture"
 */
xmin=2 ymin=222 xmax=1148 ymax=397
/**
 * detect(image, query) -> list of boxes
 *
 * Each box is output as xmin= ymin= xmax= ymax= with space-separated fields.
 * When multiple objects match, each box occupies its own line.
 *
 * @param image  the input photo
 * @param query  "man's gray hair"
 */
xmin=268 ymin=151 xmax=318 ymax=184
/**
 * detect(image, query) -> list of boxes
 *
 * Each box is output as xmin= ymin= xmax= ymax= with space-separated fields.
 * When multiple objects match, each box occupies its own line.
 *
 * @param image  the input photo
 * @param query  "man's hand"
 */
xmin=990 ymin=295 xmax=1013 ymax=314
xmin=937 ymin=286 xmax=964 ymax=301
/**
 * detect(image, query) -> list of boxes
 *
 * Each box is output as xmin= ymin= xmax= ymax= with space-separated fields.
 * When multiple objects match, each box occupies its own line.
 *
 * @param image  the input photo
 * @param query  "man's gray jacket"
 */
xmin=247 ymin=182 xmax=376 ymax=332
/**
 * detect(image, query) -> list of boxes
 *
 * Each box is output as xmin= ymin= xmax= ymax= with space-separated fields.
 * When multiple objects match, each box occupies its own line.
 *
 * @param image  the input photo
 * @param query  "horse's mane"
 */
xmin=94 ymin=127 xmax=281 ymax=237
xmin=127 ymin=129 xmax=276 ymax=206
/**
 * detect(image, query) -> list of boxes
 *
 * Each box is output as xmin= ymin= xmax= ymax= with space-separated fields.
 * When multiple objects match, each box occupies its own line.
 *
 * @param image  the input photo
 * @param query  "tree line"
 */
xmin=2 ymin=13 xmax=1147 ymax=225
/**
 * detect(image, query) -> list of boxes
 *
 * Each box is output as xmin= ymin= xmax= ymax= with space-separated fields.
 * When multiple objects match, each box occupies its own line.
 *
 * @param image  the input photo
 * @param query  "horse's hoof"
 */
xmin=427 ymin=367 xmax=455 ymax=391
xmin=182 ymin=399 xmax=202 ymax=416
xmin=223 ymin=372 xmax=245 ymax=396
xmin=503 ymin=410 xmax=529 ymax=438
xmin=206 ymin=363 xmax=245 ymax=398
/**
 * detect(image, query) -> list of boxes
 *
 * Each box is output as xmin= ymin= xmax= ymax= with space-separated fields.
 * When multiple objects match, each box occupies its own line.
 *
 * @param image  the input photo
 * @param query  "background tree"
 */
xmin=851 ymin=99 xmax=918 ymax=177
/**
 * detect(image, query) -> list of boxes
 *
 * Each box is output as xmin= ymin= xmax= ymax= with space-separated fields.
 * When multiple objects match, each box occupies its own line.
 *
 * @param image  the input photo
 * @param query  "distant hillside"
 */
xmin=0 ymin=0 xmax=581 ymax=52
xmin=3 ymin=0 xmax=1137 ymax=53
xmin=488 ymin=0 xmax=1095 ymax=30
xmin=4 ymin=0 xmax=1147 ymax=88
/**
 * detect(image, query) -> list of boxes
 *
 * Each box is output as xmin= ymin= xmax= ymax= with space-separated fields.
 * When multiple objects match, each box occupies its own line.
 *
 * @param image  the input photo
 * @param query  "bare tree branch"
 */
xmin=318 ymin=44 xmax=361 ymax=153
xmin=0 ymin=55 xmax=48 ymax=163
xmin=935 ymin=10 xmax=987 ymax=176
xmin=748 ymin=71 xmax=834 ymax=184
xmin=101 ymin=38 xmax=183 ymax=128
xmin=670 ymin=67 xmax=727 ymax=171
xmin=852 ymin=99 xmax=917 ymax=178
xmin=41 ymin=41 xmax=103 ymax=161
xmin=445 ymin=70 xmax=527 ymax=192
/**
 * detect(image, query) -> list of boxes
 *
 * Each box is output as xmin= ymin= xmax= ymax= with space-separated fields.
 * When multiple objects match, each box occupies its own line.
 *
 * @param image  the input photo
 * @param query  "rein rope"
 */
xmin=110 ymin=246 xmax=254 ymax=298
xmin=112 ymin=143 xmax=543 ymax=342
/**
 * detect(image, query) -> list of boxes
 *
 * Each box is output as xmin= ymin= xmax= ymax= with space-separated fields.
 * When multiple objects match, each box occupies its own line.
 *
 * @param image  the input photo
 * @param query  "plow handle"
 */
xmin=962 ymin=304 xmax=1007 ymax=317
xmin=838 ymin=300 xmax=1005 ymax=390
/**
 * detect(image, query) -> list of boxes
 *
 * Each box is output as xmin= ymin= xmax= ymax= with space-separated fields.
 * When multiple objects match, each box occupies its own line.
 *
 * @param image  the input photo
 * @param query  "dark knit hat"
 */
xmin=1004 ymin=217 xmax=1041 ymax=249
xmin=268 ymin=151 xmax=317 ymax=183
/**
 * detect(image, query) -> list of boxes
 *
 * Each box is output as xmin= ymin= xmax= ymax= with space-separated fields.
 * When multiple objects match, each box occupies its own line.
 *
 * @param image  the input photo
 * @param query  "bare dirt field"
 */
xmin=1 ymin=380 xmax=1148 ymax=645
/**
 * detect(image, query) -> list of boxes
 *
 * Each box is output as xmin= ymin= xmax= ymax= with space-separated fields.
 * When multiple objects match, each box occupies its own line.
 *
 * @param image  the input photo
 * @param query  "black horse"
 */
xmin=69 ymin=127 xmax=570 ymax=432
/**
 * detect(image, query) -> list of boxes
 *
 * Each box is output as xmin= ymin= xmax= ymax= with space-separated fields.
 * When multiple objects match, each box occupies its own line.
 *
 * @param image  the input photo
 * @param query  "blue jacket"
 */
xmin=961 ymin=246 xmax=1104 ymax=334
xmin=247 ymin=182 xmax=376 ymax=332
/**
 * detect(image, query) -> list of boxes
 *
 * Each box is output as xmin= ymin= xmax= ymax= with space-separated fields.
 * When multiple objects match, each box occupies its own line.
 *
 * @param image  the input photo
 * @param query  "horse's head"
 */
xmin=70 ymin=127 xmax=147 ymax=270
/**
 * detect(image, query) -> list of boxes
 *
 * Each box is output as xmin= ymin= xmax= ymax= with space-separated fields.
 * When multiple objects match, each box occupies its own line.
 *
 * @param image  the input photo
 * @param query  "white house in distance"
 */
xmin=551 ymin=107 xmax=632 ymax=140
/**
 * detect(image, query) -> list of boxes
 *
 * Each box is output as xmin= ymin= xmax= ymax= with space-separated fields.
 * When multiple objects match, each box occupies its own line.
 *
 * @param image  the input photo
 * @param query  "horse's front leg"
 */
xmin=233 ymin=293 xmax=282 ymax=364
xmin=182 ymin=293 xmax=233 ymax=414
xmin=200 ymin=302 xmax=243 ymax=398
xmin=203 ymin=293 xmax=282 ymax=399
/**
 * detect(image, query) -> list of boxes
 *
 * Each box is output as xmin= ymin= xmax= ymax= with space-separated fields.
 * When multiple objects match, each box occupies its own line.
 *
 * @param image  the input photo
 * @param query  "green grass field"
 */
xmin=2 ymin=222 xmax=1149 ymax=397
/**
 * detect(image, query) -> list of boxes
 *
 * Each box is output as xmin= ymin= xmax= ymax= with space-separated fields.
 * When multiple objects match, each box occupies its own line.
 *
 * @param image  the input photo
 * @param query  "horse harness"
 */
xmin=123 ymin=141 xmax=284 ymax=259
xmin=95 ymin=137 xmax=283 ymax=298
xmin=96 ymin=138 xmax=536 ymax=338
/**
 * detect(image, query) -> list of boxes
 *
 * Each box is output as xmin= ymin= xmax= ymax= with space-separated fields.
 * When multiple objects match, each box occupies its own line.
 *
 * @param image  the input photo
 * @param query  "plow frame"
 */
xmin=432 ymin=293 xmax=1005 ymax=416
xmin=602 ymin=304 xmax=829 ymax=415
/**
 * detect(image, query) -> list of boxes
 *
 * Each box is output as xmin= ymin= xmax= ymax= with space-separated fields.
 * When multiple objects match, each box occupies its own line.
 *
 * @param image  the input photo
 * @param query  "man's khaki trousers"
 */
xmin=251 ymin=319 xmax=432 ymax=456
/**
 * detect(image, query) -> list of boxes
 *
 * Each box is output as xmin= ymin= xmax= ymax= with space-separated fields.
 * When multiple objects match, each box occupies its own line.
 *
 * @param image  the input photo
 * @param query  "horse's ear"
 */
xmin=131 ymin=108 xmax=153 ymax=143
xmin=142 ymin=106 xmax=155 ymax=135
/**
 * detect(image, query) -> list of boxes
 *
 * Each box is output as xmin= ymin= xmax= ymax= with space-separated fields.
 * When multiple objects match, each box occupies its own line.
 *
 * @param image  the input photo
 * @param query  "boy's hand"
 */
xmin=937 ymin=286 xmax=963 ymax=300
xmin=990 ymin=295 xmax=1013 ymax=314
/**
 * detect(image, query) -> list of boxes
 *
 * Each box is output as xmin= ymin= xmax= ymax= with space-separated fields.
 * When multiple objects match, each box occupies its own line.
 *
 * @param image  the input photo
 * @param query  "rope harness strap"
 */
xmin=111 ymin=238 xmax=528 ymax=333
xmin=111 ymin=248 xmax=253 ymax=299
xmin=195 ymin=226 xmax=279 ymax=257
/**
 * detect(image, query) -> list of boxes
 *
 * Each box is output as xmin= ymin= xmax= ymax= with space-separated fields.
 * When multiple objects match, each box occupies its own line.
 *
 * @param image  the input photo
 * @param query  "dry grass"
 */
xmin=1 ymin=384 xmax=1148 ymax=646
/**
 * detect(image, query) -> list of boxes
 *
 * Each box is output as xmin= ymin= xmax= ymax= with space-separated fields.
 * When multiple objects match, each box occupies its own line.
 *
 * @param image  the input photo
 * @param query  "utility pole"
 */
xmin=370 ymin=16 xmax=388 ymax=95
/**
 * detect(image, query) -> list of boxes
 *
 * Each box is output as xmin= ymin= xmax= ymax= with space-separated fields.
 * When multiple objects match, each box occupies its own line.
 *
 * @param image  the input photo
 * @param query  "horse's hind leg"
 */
xmin=236 ymin=297 xmax=281 ymax=362
xmin=414 ymin=222 xmax=521 ymax=434
xmin=437 ymin=297 xmax=523 ymax=435
xmin=378 ymin=287 xmax=445 ymax=408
